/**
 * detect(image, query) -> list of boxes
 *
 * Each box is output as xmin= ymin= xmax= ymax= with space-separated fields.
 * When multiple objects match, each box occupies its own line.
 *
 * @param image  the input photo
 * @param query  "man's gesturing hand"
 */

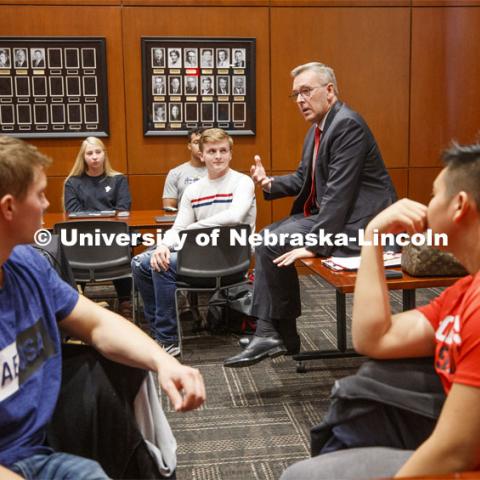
xmin=250 ymin=155 xmax=272 ymax=190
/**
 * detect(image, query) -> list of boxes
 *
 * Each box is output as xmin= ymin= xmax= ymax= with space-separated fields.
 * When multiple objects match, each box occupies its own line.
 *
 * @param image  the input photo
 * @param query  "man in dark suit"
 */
xmin=152 ymin=76 xmax=165 ymax=95
xmin=224 ymin=62 xmax=397 ymax=368
xmin=201 ymin=76 xmax=214 ymax=95
xmin=233 ymin=49 xmax=245 ymax=68
xmin=14 ymin=49 xmax=27 ymax=68
xmin=185 ymin=76 xmax=198 ymax=95
xmin=31 ymin=49 xmax=45 ymax=68
xmin=170 ymin=77 xmax=181 ymax=95
xmin=218 ymin=77 xmax=229 ymax=95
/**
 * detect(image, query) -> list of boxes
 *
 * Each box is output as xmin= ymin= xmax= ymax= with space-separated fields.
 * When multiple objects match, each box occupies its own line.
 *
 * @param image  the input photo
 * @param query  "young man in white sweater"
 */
xmin=132 ymin=128 xmax=256 ymax=356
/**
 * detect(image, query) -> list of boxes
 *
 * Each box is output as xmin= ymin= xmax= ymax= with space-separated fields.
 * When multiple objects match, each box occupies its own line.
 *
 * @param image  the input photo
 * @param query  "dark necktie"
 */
xmin=303 ymin=126 xmax=322 ymax=217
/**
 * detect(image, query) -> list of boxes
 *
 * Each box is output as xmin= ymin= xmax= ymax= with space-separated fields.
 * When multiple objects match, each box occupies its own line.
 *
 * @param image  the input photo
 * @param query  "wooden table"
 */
xmin=294 ymin=258 xmax=462 ymax=367
xmin=43 ymin=209 xmax=176 ymax=230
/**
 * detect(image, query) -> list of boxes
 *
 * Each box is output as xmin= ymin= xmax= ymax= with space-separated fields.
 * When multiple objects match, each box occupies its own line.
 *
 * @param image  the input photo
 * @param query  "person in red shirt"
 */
xmin=281 ymin=142 xmax=480 ymax=479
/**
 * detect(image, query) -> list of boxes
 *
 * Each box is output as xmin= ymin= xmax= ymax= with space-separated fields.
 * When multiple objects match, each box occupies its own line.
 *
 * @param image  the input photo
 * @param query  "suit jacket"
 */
xmin=266 ymin=101 xmax=397 ymax=256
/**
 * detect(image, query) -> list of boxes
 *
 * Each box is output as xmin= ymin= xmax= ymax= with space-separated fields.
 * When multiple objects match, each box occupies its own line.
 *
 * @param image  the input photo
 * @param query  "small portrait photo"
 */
xmin=184 ymin=48 xmax=198 ymax=68
xmin=216 ymin=48 xmax=230 ymax=68
xmin=30 ymin=48 xmax=46 ymax=68
xmin=200 ymin=75 xmax=214 ymax=95
xmin=152 ymin=75 xmax=166 ymax=95
xmin=200 ymin=48 xmax=214 ymax=68
xmin=216 ymin=76 xmax=230 ymax=95
xmin=233 ymin=48 xmax=246 ymax=68
xmin=153 ymin=102 xmax=166 ymax=122
xmin=0 ymin=48 xmax=11 ymax=69
xmin=168 ymin=76 xmax=182 ymax=95
xmin=169 ymin=103 xmax=182 ymax=122
xmin=14 ymin=48 xmax=28 ymax=68
xmin=168 ymin=48 xmax=182 ymax=68
xmin=184 ymin=76 xmax=198 ymax=95
xmin=232 ymin=75 xmax=246 ymax=95
xmin=151 ymin=48 xmax=165 ymax=68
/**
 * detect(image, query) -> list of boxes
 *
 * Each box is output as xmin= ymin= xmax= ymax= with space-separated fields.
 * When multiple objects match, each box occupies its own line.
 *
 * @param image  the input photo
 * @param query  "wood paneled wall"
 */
xmin=1 ymin=2 xmax=480 ymax=229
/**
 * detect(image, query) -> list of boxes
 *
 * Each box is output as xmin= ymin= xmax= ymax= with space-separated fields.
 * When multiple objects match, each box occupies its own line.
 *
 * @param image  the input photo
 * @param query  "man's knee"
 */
xmin=131 ymin=250 xmax=152 ymax=275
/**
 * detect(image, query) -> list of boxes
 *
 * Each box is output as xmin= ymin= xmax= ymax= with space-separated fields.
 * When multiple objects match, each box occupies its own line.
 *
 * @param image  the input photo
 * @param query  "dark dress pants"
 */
xmin=251 ymin=214 xmax=318 ymax=332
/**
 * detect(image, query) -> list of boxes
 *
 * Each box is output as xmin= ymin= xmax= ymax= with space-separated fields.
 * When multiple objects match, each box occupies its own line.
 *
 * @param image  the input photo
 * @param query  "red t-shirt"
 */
xmin=418 ymin=272 xmax=480 ymax=394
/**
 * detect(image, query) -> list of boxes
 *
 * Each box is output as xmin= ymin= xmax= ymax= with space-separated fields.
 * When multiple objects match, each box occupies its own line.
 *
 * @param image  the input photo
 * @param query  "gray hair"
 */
xmin=291 ymin=62 xmax=339 ymax=96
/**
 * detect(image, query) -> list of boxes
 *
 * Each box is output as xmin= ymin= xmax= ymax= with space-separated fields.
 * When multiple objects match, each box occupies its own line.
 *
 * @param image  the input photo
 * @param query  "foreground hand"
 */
xmin=367 ymin=198 xmax=428 ymax=236
xmin=250 ymin=155 xmax=272 ymax=189
xmin=157 ymin=360 xmax=206 ymax=412
xmin=274 ymin=247 xmax=315 ymax=267
xmin=151 ymin=244 xmax=171 ymax=272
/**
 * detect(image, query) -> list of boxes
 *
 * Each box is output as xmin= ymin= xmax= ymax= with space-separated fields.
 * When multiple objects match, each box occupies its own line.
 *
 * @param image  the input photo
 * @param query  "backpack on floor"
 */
xmin=206 ymin=283 xmax=256 ymax=335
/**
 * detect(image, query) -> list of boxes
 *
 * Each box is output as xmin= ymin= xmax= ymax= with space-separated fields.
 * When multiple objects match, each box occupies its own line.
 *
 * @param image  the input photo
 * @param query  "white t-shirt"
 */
xmin=162 ymin=162 xmax=207 ymax=203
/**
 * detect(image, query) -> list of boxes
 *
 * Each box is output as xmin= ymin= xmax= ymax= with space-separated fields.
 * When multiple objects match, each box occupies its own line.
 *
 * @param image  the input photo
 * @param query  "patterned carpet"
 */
xmin=139 ymin=275 xmax=442 ymax=480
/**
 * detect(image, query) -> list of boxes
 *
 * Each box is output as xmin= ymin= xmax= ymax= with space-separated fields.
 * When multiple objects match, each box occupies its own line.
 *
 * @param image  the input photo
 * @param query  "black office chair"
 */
xmin=174 ymin=224 xmax=252 ymax=357
xmin=53 ymin=220 xmax=136 ymax=322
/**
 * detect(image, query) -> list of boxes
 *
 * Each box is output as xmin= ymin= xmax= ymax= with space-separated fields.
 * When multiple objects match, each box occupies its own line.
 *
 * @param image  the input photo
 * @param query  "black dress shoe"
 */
xmin=239 ymin=334 xmax=300 ymax=353
xmin=224 ymin=335 xmax=287 ymax=368
xmin=238 ymin=336 xmax=251 ymax=349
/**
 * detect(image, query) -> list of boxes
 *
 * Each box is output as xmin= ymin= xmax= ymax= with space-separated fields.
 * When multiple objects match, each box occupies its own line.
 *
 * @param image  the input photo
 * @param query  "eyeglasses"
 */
xmin=289 ymin=84 xmax=328 ymax=102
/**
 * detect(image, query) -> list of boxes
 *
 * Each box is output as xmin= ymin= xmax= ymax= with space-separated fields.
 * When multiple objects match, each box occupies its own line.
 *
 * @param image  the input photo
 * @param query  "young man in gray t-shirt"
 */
xmin=162 ymin=128 xmax=207 ymax=209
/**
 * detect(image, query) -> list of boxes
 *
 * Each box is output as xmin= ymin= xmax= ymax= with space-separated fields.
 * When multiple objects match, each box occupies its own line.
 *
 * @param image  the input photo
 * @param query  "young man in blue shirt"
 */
xmin=0 ymin=136 xmax=205 ymax=479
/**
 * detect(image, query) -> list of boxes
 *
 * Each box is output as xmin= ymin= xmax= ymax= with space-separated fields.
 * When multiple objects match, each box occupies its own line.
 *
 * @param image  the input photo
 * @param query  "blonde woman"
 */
xmin=63 ymin=137 xmax=132 ymax=316
xmin=64 ymin=137 xmax=131 ymax=213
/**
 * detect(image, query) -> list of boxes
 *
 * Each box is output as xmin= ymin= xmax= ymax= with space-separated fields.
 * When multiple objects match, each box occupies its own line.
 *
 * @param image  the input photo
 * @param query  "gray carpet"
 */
xmin=148 ymin=275 xmax=442 ymax=480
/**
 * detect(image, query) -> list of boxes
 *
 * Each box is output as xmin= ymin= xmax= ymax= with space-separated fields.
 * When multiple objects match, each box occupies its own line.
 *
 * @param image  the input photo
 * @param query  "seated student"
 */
xmin=0 ymin=136 xmax=205 ymax=480
xmin=280 ymin=142 xmax=480 ymax=479
xmin=163 ymin=127 xmax=208 ymax=210
xmin=63 ymin=136 xmax=132 ymax=316
xmin=132 ymin=128 xmax=256 ymax=357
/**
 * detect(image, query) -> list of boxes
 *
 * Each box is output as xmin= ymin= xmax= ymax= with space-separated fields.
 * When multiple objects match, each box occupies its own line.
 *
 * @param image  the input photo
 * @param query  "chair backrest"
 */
xmin=53 ymin=220 xmax=132 ymax=283
xmin=176 ymin=224 xmax=251 ymax=286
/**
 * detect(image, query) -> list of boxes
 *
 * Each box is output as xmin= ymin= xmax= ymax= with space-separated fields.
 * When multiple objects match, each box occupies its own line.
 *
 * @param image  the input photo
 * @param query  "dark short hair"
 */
xmin=442 ymin=141 xmax=480 ymax=210
xmin=188 ymin=127 xmax=205 ymax=142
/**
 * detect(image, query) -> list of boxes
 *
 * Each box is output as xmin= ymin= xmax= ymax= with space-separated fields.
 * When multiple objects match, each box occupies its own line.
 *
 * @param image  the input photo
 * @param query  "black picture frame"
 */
xmin=0 ymin=37 xmax=108 ymax=138
xmin=142 ymin=37 xmax=256 ymax=136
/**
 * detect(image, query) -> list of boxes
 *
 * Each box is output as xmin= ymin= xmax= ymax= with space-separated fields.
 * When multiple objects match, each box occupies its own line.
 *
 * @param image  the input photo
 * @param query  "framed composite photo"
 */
xmin=0 ymin=37 xmax=108 ymax=138
xmin=142 ymin=37 xmax=256 ymax=136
